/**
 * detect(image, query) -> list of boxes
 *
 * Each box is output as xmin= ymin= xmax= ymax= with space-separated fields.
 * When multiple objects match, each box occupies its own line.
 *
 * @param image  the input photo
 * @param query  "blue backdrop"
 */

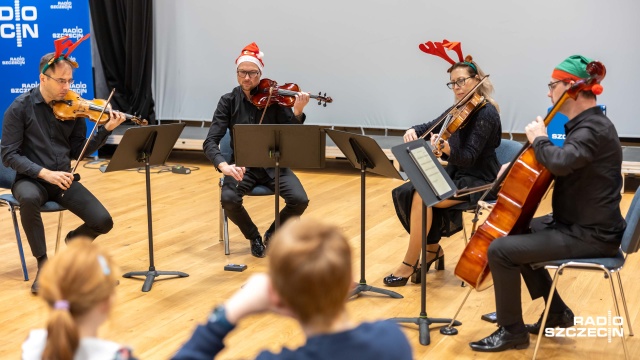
xmin=547 ymin=105 xmax=607 ymax=147
xmin=0 ymin=0 xmax=93 ymax=137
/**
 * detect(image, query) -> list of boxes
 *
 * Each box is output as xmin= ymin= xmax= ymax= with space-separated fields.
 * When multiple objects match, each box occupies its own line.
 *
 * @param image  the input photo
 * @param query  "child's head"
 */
xmin=39 ymin=239 xmax=118 ymax=360
xmin=268 ymin=218 xmax=353 ymax=327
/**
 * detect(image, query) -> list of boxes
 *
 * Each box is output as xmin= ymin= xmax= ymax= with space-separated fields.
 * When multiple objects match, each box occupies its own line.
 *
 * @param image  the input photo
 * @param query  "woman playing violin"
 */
xmin=1 ymin=39 xmax=127 ymax=294
xmin=384 ymin=40 xmax=501 ymax=287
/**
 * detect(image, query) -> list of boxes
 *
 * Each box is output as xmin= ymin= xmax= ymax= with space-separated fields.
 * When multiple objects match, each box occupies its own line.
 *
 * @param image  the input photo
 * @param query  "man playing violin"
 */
xmin=1 ymin=50 xmax=127 ymax=294
xmin=470 ymin=55 xmax=626 ymax=352
xmin=203 ymin=42 xmax=310 ymax=258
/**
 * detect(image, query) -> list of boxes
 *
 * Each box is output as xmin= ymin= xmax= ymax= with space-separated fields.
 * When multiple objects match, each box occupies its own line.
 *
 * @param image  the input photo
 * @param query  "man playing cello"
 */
xmin=470 ymin=55 xmax=626 ymax=352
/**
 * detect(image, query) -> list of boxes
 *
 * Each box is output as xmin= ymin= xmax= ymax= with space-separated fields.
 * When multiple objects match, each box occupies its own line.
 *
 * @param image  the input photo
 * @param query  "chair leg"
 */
xmin=607 ymin=272 xmax=630 ymax=360
xmin=615 ymin=272 xmax=634 ymax=336
xmin=10 ymin=208 xmax=29 ymax=281
xmin=461 ymin=221 xmax=468 ymax=246
xmin=223 ymin=208 xmax=230 ymax=255
xmin=55 ymin=211 xmax=64 ymax=254
xmin=219 ymin=178 xmax=224 ymax=242
xmin=532 ymin=267 xmax=563 ymax=360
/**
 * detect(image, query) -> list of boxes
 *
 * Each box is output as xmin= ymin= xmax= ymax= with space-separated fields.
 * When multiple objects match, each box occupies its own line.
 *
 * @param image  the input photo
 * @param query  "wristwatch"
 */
xmin=207 ymin=305 xmax=234 ymax=331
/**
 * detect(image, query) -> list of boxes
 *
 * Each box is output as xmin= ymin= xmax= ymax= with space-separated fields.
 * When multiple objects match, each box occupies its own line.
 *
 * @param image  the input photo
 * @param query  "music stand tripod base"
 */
xmin=352 ymin=282 xmax=403 ymax=299
xmin=123 ymin=268 xmax=189 ymax=293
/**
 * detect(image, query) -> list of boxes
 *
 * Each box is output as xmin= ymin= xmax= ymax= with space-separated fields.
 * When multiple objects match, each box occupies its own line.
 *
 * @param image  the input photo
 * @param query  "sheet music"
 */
xmin=408 ymin=146 xmax=452 ymax=197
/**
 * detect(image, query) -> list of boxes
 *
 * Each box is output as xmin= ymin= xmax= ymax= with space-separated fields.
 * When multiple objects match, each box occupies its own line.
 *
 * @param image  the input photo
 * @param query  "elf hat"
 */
xmin=552 ymin=55 xmax=603 ymax=95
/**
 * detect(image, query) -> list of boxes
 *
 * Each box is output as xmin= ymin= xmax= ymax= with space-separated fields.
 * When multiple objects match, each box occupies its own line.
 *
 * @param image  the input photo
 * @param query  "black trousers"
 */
xmin=12 ymin=177 xmax=113 ymax=258
xmin=221 ymin=167 xmax=308 ymax=240
xmin=488 ymin=216 xmax=619 ymax=326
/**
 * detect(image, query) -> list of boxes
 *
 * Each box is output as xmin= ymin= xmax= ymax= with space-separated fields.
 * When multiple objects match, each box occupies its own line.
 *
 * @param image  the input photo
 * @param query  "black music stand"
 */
xmin=326 ymin=130 xmax=404 ymax=299
xmin=103 ymin=123 xmax=189 ymax=292
xmin=389 ymin=139 xmax=462 ymax=345
xmin=233 ymin=124 xmax=325 ymax=231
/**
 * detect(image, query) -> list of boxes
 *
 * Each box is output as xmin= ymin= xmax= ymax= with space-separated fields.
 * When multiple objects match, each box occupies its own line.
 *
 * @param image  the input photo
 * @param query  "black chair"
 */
xmin=530 ymin=188 xmax=640 ymax=360
xmin=217 ymin=130 xmax=274 ymax=255
xmin=456 ymin=139 xmax=522 ymax=244
xmin=0 ymin=161 xmax=66 ymax=281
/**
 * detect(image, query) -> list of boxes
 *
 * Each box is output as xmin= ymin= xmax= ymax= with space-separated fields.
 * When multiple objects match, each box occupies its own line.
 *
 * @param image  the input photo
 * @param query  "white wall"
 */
xmin=153 ymin=0 xmax=640 ymax=137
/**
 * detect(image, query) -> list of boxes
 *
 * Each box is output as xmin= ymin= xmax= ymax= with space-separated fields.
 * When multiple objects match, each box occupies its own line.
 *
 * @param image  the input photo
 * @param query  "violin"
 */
xmin=432 ymin=93 xmax=486 ymax=157
xmin=51 ymin=90 xmax=148 ymax=125
xmin=419 ymin=76 xmax=489 ymax=157
xmin=251 ymin=78 xmax=333 ymax=109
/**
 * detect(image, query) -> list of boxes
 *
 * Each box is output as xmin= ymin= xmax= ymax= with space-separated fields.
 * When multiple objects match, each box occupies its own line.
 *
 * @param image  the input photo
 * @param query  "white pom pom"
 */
xmin=257 ymin=51 xmax=264 ymax=59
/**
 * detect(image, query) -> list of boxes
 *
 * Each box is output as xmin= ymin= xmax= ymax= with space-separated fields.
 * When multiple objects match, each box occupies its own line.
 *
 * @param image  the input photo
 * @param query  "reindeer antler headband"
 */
xmin=41 ymin=34 xmax=91 ymax=74
xmin=418 ymin=39 xmax=476 ymax=73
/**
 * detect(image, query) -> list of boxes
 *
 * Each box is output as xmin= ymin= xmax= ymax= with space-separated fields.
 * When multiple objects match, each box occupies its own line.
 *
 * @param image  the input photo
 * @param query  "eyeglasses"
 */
xmin=237 ymin=70 xmax=261 ymax=79
xmin=548 ymin=80 xmax=568 ymax=91
xmin=446 ymin=76 xmax=473 ymax=89
xmin=43 ymin=73 xmax=74 ymax=85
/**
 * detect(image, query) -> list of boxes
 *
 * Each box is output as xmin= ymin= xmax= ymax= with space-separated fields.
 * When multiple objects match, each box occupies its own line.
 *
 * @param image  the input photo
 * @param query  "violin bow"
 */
xmin=70 ymin=88 xmax=117 ymax=175
xmin=258 ymin=86 xmax=275 ymax=125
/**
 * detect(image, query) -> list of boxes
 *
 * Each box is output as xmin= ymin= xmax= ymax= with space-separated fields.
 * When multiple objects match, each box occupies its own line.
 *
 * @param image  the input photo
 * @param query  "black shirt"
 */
xmin=2 ymin=87 xmax=112 ymax=180
xmin=203 ymin=85 xmax=305 ymax=169
xmin=532 ymin=106 xmax=626 ymax=250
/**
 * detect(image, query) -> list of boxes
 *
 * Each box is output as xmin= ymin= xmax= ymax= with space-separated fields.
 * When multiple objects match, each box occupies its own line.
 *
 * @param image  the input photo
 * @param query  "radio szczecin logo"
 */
xmin=545 ymin=311 xmax=624 ymax=343
xmin=0 ymin=1 xmax=38 ymax=48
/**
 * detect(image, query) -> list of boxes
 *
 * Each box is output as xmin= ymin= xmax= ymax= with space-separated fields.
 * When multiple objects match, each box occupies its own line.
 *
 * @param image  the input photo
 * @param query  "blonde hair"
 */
xmin=268 ymin=218 xmax=352 ymax=328
xmin=449 ymin=59 xmax=500 ymax=113
xmin=38 ymin=240 xmax=118 ymax=360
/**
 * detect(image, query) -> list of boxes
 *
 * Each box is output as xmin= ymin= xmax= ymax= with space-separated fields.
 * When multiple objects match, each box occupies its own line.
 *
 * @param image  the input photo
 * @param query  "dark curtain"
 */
xmin=89 ymin=0 xmax=155 ymax=124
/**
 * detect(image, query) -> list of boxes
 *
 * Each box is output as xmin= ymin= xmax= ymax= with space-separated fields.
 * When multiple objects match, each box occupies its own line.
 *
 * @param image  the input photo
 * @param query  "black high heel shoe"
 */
xmin=383 ymin=260 xmax=420 ymax=287
xmin=425 ymin=246 xmax=445 ymax=272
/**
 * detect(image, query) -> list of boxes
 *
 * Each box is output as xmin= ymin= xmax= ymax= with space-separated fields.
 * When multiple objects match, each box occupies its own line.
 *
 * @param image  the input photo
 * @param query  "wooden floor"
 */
xmin=1 ymin=151 xmax=638 ymax=360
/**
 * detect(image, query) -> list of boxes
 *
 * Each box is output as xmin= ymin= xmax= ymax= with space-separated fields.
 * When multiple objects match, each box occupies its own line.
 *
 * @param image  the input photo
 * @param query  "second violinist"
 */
xmin=203 ymin=42 xmax=311 ymax=258
xmin=384 ymin=40 xmax=502 ymax=287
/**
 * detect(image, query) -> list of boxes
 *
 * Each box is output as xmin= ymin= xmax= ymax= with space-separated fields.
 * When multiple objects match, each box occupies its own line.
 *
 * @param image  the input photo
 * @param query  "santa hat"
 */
xmin=552 ymin=55 xmax=603 ymax=95
xmin=235 ymin=42 xmax=264 ymax=73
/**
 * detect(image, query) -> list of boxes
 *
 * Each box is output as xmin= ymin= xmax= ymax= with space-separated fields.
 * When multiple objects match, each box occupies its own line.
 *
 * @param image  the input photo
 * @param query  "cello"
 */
xmin=454 ymin=61 xmax=606 ymax=291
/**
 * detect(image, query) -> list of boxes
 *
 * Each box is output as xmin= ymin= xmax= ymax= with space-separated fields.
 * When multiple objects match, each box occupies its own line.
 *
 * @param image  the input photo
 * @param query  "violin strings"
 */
xmin=277 ymin=89 xmax=322 ymax=100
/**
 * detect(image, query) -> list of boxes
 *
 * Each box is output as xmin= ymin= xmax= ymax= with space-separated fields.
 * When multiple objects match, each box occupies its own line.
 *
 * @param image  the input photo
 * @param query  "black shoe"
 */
xmin=425 ymin=245 xmax=445 ymax=272
xmin=250 ymin=236 xmax=266 ymax=258
xmin=469 ymin=327 xmax=529 ymax=352
xmin=383 ymin=260 xmax=420 ymax=287
xmin=64 ymin=230 xmax=75 ymax=245
xmin=31 ymin=269 xmax=41 ymax=294
xmin=263 ymin=230 xmax=274 ymax=249
xmin=526 ymin=308 xmax=574 ymax=335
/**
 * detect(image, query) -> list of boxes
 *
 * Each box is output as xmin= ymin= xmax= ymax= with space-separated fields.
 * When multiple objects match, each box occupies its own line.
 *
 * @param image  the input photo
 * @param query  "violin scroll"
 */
xmin=317 ymin=92 xmax=333 ymax=107
xmin=566 ymin=61 xmax=606 ymax=100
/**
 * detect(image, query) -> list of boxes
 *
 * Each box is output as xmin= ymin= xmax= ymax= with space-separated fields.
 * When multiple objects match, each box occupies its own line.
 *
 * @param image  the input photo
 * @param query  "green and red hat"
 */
xmin=552 ymin=55 xmax=603 ymax=95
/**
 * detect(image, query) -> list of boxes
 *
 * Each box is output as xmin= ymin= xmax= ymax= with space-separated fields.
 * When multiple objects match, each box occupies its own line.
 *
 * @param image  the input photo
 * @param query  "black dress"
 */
xmin=392 ymin=102 xmax=501 ymax=244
